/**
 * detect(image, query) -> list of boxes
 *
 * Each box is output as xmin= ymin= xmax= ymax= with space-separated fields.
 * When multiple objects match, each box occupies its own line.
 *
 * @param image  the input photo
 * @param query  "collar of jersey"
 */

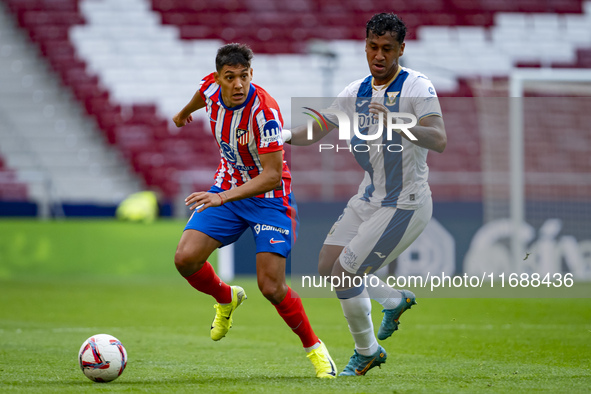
xmin=372 ymin=65 xmax=402 ymax=90
xmin=218 ymin=84 xmax=255 ymax=111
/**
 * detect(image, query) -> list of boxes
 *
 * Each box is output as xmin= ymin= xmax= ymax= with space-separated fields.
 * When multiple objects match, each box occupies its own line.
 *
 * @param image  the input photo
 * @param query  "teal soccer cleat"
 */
xmin=339 ymin=346 xmax=387 ymax=376
xmin=377 ymin=290 xmax=417 ymax=340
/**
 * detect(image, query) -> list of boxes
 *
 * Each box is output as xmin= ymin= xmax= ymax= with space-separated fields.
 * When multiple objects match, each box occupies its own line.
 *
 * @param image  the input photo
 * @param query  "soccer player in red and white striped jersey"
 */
xmin=198 ymin=71 xmax=292 ymax=198
xmin=172 ymin=43 xmax=336 ymax=378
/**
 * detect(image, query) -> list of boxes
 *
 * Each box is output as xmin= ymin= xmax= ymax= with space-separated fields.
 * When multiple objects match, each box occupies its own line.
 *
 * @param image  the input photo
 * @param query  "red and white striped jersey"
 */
xmin=199 ymin=73 xmax=292 ymax=198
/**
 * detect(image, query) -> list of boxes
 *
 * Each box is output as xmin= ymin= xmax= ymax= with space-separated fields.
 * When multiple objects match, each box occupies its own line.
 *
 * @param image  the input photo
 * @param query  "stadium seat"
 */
xmin=5 ymin=0 xmax=591 ymax=206
xmin=0 ymin=165 xmax=29 ymax=201
xmin=0 ymin=181 xmax=29 ymax=201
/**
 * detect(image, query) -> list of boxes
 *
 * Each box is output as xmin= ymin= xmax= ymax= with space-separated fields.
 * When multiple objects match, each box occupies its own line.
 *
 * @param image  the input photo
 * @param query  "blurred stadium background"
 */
xmin=0 ymin=0 xmax=590 ymax=281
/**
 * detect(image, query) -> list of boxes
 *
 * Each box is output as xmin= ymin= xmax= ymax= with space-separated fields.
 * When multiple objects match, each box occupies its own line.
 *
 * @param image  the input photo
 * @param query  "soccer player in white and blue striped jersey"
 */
xmin=286 ymin=13 xmax=447 ymax=376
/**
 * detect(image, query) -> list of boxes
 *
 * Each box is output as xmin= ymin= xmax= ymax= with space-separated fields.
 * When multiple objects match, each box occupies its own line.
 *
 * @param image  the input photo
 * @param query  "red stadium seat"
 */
xmin=180 ymin=25 xmax=217 ymax=40
xmin=5 ymin=0 xmax=43 ymax=13
xmin=5 ymin=0 xmax=588 ymax=205
xmin=0 ymin=181 xmax=29 ymax=201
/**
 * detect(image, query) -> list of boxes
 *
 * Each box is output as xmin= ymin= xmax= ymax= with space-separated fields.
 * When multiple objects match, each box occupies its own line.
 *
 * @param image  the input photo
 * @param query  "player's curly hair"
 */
xmin=366 ymin=13 xmax=406 ymax=44
xmin=215 ymin=43 xmax=253 ymax=71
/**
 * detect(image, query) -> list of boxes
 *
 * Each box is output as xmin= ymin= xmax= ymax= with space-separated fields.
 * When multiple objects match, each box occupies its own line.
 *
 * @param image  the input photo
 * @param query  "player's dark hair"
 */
xmin=366 ymin=13 xmax=406 ymax=44
xmin=215 ymin=43 xmax=253 ymax=72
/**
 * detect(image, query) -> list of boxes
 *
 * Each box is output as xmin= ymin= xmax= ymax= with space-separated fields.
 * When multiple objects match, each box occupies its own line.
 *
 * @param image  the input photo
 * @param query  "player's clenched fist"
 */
xmin=173 ymin=113 xmax=193 ymax=127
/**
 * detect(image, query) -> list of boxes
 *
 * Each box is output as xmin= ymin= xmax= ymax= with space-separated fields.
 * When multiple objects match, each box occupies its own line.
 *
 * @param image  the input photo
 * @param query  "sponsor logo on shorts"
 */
xmin=254 ymin=224 xmax=290 ymax=235
xmin=341 ymin=246 xmax=358 ymax=269
xmin=328 ymin=212 xmax=344 ymax=236
xmin=269 ymin=238 xmax=285 ymax=244
xmin=328 ymin=224 xmax=337 ymax=236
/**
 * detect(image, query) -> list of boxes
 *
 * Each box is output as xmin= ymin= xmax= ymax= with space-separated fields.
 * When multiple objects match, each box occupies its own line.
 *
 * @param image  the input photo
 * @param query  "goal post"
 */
xmin=218 ymin=243 xmax=234 ymax=282
xmin=509 ymin=69 xmax=591 ymax=268
xmin=466 ymin=69 xmax=591 ymax=283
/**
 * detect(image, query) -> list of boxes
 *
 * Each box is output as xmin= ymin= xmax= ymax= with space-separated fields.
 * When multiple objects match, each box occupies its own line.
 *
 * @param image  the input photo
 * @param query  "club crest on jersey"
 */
xmin=386 ymin=91 xmax=400 ymax=106
xmin=236 ymin=128 xmax=250 ymax=145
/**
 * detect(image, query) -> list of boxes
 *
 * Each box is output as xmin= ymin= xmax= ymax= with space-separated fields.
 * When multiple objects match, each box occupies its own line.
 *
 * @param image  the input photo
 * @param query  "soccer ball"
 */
xmin=78 ymin=334 xmax=127 ymax=382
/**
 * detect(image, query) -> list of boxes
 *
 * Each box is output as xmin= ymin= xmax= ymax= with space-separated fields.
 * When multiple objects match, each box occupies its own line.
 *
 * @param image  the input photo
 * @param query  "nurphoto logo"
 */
xmin=302 ymin=106 xmax=418 ymax=153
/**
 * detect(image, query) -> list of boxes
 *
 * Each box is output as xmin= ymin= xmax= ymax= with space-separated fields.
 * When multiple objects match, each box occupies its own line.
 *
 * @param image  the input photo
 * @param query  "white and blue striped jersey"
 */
xmin=325 ymin=66 xmax=442 ymax=210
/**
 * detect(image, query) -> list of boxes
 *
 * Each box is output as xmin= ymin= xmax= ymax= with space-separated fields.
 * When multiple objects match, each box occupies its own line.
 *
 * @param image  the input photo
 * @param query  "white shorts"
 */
xmin=324 ymin=196 xmax=432 ymax=275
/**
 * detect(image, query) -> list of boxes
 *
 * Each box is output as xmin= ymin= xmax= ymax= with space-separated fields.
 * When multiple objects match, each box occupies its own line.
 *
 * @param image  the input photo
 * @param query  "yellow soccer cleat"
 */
xmin=210 ymin=286 xmax=247 ymax=341
xmin=306 ymin=340 xmax=337 ymax=378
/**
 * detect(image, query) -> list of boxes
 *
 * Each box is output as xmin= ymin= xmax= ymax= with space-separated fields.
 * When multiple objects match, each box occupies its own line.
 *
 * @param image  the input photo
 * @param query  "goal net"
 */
xmin=468 ymin=69 xmax=591 ymax=280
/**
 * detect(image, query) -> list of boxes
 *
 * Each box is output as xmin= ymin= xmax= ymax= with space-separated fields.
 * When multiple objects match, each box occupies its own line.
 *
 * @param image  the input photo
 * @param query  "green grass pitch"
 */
xmin=0 ymin=220 xmax=589 ymax=393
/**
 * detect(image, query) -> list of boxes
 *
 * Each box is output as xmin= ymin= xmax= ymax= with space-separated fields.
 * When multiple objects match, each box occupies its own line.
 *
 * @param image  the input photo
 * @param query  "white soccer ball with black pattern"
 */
xmin=78 ymin=334 xmax=127 ymax=382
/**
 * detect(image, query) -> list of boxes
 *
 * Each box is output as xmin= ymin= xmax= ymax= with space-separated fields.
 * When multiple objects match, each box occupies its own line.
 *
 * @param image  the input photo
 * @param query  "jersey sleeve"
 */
xmin=407 ymin=75 xmax=442 ymax=121
xmin=199 ymin=73 xmax=218 ymax=101
xmin=322 ymin=82 xmax=357 ymax=127
xmin=253 ymin=107 xmax=284 ymax=154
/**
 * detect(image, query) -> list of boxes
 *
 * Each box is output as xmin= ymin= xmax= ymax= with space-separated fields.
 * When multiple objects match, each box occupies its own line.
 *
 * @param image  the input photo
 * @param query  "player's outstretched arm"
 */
xmin=284 ymin=121 xmax=335 ymax=146
xmin=173 ymin=90 xmax=206 ymax=127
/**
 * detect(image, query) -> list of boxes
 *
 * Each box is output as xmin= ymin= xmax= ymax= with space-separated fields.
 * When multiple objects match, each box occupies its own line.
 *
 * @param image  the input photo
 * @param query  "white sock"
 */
xmin=338 ymin=288 xmax=378 ymax=356
xmin=304 ymin=341 xmax=321 ymax=353
xmin=365 ymin=274 xmax=402 ymax=310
